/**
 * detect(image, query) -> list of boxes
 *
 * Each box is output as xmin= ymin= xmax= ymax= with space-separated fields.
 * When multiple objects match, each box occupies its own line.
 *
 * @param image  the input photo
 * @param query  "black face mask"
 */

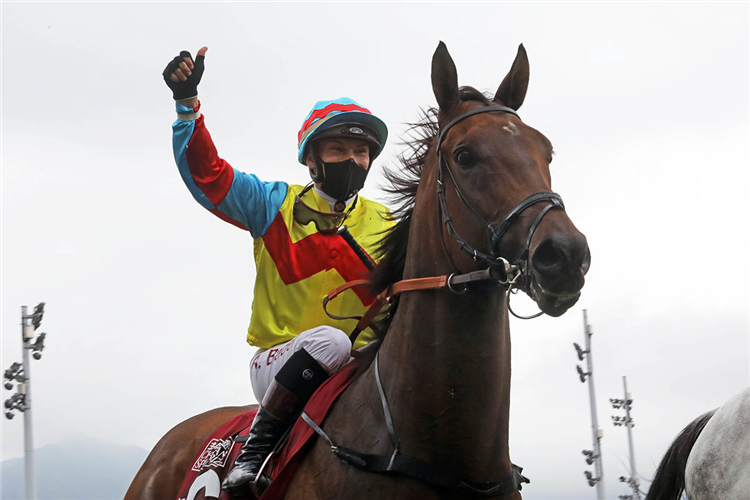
xmin=312 ymin=157 xmax=370 ymax=204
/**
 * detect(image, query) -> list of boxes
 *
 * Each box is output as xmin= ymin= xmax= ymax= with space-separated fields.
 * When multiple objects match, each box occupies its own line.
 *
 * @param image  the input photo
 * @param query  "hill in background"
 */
xmin=1 ymin=435 xmax=148 ymax=500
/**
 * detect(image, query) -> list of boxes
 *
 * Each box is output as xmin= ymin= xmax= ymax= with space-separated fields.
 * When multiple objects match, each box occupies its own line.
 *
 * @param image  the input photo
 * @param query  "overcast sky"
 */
xmin=2 ymin=3 xmax=748 ymax=499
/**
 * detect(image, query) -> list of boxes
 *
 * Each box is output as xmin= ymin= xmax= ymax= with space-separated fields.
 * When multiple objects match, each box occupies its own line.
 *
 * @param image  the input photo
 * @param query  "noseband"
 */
xmin=436 ymin=105 xmax=565 ymax=310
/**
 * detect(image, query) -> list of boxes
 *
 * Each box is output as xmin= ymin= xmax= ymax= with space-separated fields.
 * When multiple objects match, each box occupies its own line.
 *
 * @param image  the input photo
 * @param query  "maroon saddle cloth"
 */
xmin=176 ymin=360 xmax=360 ymax=500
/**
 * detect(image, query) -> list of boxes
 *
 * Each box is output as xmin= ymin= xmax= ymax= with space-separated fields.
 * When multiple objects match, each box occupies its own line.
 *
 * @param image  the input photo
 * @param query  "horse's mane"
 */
xmin=370 ymin=107 xmax=437 ymax=294
xmin=370 ymin=87 xmax=491 ymax=312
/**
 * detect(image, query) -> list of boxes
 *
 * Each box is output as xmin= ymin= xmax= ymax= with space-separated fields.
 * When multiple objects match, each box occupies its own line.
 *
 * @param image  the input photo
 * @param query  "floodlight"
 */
xmin=33 ymin=353 xmax=41 ymax=360
xmin=4 ymin=399 xmax=12 ymax=409
xmin=31 ymin=302 xmax=45 ymax=330
xmin=576 ymin=365 xmax=587 ymax=383
xmin=584 ymin=470 xmax=597 ymax=486
xmin=4 ymin=382 xmax=12 ymax=390
xmin=573 ymin=342 xmax=586 ymax=361
xmin=32 ymin=333 xmax=47 ymax=351
xmin=5 ymin=412 xmax=13 ymax=420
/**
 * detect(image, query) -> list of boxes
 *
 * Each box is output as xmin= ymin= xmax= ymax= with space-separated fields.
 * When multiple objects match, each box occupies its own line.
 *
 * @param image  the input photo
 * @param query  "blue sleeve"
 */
xmin=172 ymin=101 xmax=289 ymax=237
xmin=219 ymin=172 xmax=289 ymax=237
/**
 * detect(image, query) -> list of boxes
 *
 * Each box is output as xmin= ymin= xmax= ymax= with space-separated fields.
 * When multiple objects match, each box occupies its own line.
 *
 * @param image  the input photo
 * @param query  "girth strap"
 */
xmin=301 ymin=412 xmax=529 ymax=497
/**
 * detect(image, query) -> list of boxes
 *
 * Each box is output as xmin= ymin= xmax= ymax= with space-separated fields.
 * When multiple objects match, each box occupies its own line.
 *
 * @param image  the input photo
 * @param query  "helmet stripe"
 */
xmin=298 ymin=103 xmax=371 ymax=143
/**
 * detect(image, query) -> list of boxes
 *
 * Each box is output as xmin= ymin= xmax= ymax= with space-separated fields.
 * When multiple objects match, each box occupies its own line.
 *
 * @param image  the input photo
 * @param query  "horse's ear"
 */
xmin=494 ymin=44 xmax=529 ymax=110
xmin=431 ymin=41 xmax=459 ymax=114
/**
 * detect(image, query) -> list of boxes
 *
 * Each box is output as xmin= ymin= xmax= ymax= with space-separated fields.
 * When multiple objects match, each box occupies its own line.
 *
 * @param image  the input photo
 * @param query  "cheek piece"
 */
xmin=312 ymin=156 xmax=370 ymax=204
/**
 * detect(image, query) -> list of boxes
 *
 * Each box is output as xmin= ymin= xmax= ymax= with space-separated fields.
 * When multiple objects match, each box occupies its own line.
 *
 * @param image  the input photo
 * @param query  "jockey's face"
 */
xmin=306 ymin=138 xmax=371 ymax=172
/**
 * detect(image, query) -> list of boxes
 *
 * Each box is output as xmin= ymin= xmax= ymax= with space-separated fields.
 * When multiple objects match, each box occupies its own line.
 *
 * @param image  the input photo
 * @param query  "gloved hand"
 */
xmin=163 ymin=47 xmax=207 ymax=100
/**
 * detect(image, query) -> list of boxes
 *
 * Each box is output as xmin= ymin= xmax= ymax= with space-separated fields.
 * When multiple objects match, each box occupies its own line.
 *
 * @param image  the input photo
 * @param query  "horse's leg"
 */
xmin=124 ymin=405 xmax=256 ymax=500
xmin=645 ymin=410 xmax=715 ymax=500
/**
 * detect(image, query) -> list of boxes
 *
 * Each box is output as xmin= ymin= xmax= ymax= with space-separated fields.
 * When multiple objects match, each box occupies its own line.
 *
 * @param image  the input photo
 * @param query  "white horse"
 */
xmin=646 ymin=386 xmax=750 ymax=500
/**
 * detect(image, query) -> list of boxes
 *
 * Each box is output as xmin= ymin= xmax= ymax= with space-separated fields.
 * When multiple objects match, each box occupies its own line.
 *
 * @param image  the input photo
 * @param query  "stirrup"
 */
xmin=252 ymin=450 xmax=275 ymax=493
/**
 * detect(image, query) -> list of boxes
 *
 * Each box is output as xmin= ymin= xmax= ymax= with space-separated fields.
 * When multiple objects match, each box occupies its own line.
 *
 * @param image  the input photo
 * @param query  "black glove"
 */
xmin=162 ymin=50 xmax=205 ymax=100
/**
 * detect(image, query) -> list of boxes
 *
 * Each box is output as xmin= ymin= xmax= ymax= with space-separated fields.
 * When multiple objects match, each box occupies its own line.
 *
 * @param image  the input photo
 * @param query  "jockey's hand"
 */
xmin=163 ymin=46 xmax=207 ymax=101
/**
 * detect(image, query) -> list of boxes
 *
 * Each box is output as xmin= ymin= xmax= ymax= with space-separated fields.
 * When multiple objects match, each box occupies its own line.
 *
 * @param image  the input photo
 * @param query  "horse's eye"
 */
xmin=454 ymin=149 xmax=476 ymax=168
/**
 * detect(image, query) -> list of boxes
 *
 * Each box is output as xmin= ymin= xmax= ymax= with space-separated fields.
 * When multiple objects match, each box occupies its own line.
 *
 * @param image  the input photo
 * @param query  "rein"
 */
xmin=323 ymin=264 xmax=518 ymax=345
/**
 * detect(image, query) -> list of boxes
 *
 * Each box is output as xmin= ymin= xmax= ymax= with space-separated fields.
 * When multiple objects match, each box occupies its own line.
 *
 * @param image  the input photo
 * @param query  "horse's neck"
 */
xmin=377 ymin=182 xmax=514 ymax=479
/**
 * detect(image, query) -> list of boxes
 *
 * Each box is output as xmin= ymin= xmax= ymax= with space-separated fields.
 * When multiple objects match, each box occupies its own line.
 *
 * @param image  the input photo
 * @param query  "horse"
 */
xmin=125 ymin=41 xmax=590 ymax=500
xmin=645 ymin=386 xmax=750 ymax=500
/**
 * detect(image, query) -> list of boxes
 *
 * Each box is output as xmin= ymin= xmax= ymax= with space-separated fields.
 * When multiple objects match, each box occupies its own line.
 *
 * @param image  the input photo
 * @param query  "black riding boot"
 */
xmin=222 ymin=348 xmax=329 ymax=498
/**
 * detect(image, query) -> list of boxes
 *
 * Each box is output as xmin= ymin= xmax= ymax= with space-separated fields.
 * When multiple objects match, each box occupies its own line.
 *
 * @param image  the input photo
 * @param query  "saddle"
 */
xmin=176 ymin=359 xmax=361 ymax=500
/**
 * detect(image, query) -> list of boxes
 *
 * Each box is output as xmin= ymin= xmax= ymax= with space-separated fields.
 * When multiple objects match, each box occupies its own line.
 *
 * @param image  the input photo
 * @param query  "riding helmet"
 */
xmin=297 ymin=97 xmax=388 ymax=164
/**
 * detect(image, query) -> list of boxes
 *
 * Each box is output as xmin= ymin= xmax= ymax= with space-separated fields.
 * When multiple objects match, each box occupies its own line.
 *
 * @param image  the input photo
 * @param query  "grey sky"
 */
xmin=2 ymin=2 xmax=748 ymax=499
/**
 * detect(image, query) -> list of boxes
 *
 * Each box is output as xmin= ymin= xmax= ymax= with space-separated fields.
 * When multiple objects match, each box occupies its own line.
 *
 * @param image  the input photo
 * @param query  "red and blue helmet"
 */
xmin=297 ymin=97 xmax=388 ymax=165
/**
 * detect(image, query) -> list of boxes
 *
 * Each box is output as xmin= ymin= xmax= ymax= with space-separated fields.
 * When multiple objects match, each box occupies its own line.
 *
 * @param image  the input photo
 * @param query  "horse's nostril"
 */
xmin=581 ymin=246 xmax=591 ymax=275
xmin=532 ymin=238 xmax=564 ymax=273
xmin=533 ymin=234 xmax=590 ymax=278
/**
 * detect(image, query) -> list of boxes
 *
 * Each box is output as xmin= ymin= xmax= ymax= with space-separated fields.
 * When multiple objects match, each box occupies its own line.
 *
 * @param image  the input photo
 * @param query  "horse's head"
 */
xmin=429 ymin=42 xmax=590 ymax=317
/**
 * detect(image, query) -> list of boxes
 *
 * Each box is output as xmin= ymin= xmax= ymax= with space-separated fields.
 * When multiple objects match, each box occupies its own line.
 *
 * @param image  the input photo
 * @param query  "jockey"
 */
xmin=163 ymin=47 xmax=393 ymax=497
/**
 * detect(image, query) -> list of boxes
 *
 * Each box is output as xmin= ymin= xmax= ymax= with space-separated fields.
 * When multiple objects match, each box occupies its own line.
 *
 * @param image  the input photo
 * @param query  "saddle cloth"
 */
xmin=176 ymin=359 xmax=360 ymax=500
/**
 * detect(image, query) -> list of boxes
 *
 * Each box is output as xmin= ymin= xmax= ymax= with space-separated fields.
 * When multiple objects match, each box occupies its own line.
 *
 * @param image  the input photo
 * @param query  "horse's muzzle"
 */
xmin=529 ymin=232 xmax=590 ymax=316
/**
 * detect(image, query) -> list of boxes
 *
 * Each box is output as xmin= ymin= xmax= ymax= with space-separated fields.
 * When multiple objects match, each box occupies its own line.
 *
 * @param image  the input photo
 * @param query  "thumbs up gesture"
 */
xmin=163 ymin=46 xmax=208 ymax=101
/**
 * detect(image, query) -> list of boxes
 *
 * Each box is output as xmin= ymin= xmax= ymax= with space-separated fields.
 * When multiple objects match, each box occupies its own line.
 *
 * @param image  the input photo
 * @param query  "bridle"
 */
xmin=435 ymin=104 xmax=565 ymax=317
xmin=324 ymin=105 xmax=570 ymax=329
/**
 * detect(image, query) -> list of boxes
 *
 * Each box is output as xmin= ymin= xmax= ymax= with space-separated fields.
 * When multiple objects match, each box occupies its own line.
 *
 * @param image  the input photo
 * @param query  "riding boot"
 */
xmin=222 ymin=348 xmax=330 ymax=498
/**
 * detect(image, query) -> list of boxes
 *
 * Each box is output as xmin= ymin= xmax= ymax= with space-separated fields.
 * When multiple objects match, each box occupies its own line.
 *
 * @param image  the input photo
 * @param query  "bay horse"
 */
xmin=645 ymin=386 xmax=750 ymax=500
xmin=125 ymin=42 xmax=590 ymax=500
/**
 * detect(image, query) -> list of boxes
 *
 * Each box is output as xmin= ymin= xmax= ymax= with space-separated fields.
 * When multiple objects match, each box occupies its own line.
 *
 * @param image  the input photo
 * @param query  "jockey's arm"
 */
xmin=171 ymin=100 xmax=288 ymax=237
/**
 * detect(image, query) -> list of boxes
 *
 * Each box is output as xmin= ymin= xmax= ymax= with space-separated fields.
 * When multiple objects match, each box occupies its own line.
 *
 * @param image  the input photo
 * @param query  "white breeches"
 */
xmin=249 ymin=325 xmax=351 ymax=403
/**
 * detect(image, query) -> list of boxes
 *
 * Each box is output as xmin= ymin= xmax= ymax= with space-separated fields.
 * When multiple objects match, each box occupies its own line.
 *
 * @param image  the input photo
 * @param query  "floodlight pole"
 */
xmin=622 ymin=376 xmax=640 ymax=500
xmin=583 ymin=309 xmax=605 ymax=500
xmin=20 ymin=305 xmax=37 ymax=500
